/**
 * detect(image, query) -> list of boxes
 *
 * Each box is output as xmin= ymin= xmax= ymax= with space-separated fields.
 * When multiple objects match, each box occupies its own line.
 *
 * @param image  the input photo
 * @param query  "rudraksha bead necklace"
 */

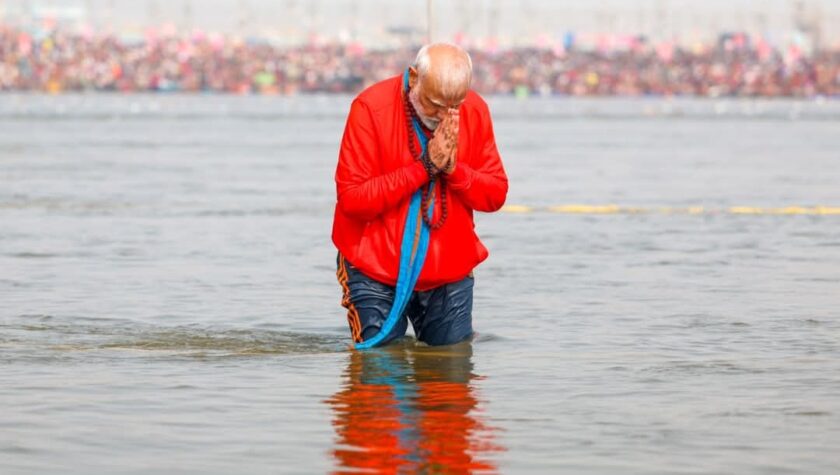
xmin=403 ymin=88 xmax=448 ymax=230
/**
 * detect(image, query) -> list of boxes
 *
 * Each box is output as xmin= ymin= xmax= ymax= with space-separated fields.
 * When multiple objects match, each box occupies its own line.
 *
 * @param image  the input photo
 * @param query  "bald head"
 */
xmin=411 ymin=43 xmax=472 ymax=103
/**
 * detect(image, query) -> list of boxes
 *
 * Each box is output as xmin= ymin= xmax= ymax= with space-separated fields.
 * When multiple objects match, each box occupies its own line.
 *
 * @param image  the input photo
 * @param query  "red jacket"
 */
xmin=332 ymin=75 xmax=508 ymax=290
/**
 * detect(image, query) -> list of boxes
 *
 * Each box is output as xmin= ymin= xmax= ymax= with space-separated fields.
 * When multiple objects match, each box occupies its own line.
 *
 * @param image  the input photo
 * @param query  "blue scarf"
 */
xmin=354 ymin=70 xmax=436 ymax=350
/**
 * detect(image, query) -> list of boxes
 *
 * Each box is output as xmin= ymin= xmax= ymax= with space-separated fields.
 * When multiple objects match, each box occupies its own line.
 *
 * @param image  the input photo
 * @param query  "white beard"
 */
xmin=409 ymin=89 xmax=440 ymax=130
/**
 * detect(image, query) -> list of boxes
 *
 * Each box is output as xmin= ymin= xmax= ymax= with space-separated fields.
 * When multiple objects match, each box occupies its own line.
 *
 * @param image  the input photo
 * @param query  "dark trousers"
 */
xmin=336 ymin=253 xmax=474 ymax=347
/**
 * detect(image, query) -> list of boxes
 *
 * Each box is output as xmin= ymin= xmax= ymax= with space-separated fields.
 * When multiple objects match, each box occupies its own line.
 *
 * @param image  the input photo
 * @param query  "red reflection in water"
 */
xmin=325 ymin=342 xmax=503 ymax=474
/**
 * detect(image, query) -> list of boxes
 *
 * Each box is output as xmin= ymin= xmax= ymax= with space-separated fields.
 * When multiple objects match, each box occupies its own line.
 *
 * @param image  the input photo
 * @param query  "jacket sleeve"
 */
xmin=446 ymin=103 xmax=508 ymax=212
xmin=335 ymin=99 xmax=429 ymax=221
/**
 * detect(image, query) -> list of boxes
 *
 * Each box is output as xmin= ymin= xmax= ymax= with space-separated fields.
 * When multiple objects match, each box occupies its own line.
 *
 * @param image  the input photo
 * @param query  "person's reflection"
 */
xmin=326 ymin=341 xmax=502 ymax=474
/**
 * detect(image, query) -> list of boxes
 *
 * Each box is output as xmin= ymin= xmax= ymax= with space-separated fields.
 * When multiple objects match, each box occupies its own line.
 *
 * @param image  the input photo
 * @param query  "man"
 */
xmin=332 ymin=43 xmax=508 ymax=348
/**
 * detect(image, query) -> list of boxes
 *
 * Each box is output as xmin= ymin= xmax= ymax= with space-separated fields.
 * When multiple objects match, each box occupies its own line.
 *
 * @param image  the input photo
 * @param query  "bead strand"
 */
xmin=403 ymin=88 xmax=448 ymax=229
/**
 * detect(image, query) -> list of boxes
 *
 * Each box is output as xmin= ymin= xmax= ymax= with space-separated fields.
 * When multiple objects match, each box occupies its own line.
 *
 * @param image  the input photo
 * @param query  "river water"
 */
xmin=1 ymin=94 xmax=839 ymax=474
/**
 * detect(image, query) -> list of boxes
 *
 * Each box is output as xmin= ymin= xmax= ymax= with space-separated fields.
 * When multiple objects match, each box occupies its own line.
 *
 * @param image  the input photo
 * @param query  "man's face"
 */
xmin=409 ymin=67 xmax=467 ymax=129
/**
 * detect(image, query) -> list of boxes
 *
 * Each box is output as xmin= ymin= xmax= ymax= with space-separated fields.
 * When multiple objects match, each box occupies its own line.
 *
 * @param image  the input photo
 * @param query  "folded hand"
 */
xmin=428 ymin=109 xmax=459 ymax=175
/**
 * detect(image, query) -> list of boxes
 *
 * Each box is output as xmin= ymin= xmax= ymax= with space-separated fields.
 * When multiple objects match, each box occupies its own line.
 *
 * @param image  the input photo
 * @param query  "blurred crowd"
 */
xmin=1 ymin=24 xmax=839 ymax=97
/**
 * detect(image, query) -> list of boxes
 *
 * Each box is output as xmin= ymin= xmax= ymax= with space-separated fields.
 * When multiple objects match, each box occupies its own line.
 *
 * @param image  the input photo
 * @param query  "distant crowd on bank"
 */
xmin=1 ymin=24 xmax=838 ymax=97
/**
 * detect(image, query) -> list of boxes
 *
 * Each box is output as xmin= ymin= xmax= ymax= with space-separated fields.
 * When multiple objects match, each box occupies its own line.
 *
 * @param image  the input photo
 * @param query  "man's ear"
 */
xmin=408 ymin=66 xmax=418 ymax=89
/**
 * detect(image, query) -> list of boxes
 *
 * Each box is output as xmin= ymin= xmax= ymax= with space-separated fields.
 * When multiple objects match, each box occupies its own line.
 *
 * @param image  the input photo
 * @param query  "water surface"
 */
xmin=2 ymin=95 xmax=840 ymax=474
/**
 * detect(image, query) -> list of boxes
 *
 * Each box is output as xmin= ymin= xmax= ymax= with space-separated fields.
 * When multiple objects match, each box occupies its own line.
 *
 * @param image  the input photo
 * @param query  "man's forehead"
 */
xmin=427 ymin=94 xmax=465 ymax=108
xmin=420 ymin=73 xmax=468 ymax=105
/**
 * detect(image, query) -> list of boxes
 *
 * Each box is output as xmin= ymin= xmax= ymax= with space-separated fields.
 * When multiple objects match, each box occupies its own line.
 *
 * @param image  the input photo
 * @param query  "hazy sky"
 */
xmin=3 ymin=0 xmax=837 ymax=46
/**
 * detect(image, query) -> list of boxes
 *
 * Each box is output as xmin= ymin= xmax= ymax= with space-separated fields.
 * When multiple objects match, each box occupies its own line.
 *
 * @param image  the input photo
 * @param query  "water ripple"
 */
xmin=1 ymin=315 xmax=346 ymax=359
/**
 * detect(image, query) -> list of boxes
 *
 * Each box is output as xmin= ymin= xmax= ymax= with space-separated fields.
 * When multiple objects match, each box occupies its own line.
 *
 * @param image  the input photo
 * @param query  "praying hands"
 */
xmin=428 ymin=109 xmax=459 ymax=175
